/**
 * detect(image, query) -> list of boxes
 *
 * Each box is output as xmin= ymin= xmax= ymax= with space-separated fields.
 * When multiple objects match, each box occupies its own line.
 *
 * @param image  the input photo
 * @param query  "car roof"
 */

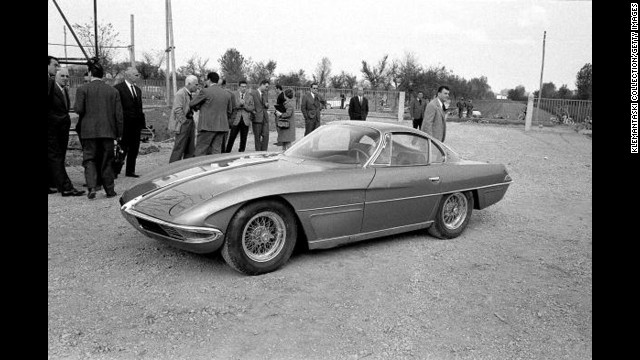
xmin=329 ymin=120 xmax=423 ymax=135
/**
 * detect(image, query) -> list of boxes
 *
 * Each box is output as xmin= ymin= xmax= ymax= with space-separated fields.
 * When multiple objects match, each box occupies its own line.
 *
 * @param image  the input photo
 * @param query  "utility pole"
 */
xmin=63 ymin=26 xmax=68 ymax=60
xmin=130 ymin=14 xmax=135 ymax=67
xmin=94 ymin=0 xmax=99 ymax=59
xmin=168 ymin=0 xmax=177 ymax=101
xmin=536 ymin=30 xmax=546 ymax=127
xmin=165 ymin=0 xmax=171 ymax=106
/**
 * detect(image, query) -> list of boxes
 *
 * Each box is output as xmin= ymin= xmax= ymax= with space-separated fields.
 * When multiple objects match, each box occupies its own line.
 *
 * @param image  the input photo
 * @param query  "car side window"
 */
xmin=430 ymin=140 xmax=446 ymax=163
xmin=373 ymin=134 xmax=391 ymax=166
xmin=389 ymin=133 xmax=429 ymax=166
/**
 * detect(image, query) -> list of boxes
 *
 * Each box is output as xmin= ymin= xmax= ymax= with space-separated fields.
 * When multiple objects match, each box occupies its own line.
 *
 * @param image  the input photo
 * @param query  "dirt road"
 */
xmin=48 ymin=121 xmax=592 ymax=359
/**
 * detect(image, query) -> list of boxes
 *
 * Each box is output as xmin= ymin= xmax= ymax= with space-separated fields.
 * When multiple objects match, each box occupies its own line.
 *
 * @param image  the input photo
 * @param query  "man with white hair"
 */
xmin=48 ymin=68 xmax=85 ymax=197
xmin=168 ymin=75 xmax=199 ymax=162
xmin=114 ymin=67 xmax=146 ymax=177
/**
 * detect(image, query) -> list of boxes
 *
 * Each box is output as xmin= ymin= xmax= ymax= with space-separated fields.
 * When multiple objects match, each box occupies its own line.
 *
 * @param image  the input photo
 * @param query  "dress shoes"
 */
xmin=61 ymin=189 xmax=86 ymax=197
xmin=87 ymin=190 xmax=97 ymax=199
xmin=125 ymin=173 xmax=140 ymax=178
xmin=48 ymin=188 xmax=58 ymax=194
xmin=106 ymin=189 xmax=118 ymax=198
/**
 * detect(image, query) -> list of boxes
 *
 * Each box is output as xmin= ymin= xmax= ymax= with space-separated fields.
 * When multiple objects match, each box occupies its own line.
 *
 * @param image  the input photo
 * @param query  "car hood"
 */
xmin=121 ymin=152 xmax=356 ymax=224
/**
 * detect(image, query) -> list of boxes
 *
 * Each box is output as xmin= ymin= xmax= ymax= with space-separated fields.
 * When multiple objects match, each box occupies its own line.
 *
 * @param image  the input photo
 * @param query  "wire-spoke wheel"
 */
xmin=222 ymin=200 xmax=297 ymax=275
xmin=428 ymin=191 xmax=474 ymax=239
xmin=242 ymin=211 xmax=286 ymax=263
xmin=442 ymin=193 xmax=468 ymax=230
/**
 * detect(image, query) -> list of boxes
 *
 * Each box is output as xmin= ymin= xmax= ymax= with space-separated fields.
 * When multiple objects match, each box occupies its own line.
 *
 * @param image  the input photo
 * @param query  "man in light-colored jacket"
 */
xmin=421 ymin=85 xmax=450 ymax=142
xmin=168 ymin=75 xmax=198 ymax=163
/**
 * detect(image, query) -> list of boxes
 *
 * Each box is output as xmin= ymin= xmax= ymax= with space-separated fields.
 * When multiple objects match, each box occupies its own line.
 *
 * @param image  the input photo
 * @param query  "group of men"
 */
xmin=408 ymin=86 xmax=451 ymax=142
xmin=456 ymin=97 xmax=474 ymax=119
xmin=47 ymin=55 xmax=147 ymax=200
xmin=167 ymin=73 xmax=334 ymax=161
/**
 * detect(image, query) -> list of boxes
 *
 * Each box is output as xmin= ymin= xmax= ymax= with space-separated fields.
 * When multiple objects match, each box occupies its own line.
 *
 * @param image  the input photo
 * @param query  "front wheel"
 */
xmin=221 ymin=200 xmax=297 ymax=275
xmin=428 ymin=191 xmax=473 ymax=239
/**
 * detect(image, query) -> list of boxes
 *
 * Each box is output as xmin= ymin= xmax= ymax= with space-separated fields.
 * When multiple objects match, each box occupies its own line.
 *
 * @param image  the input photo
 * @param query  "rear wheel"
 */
xmin=428 ymin=191 xmax=474 ymax=239
xmin=221 ymin=200 xmax=297 ymax=275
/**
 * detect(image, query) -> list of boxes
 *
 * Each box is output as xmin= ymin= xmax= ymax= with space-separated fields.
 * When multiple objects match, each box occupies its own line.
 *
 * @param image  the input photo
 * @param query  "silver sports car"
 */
xmin=120 ymin=121 xmax=512 ymax=275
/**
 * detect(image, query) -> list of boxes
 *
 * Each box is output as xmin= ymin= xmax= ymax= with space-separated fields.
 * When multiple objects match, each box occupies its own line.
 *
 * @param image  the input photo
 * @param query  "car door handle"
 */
xmin=428 ymin=177 xmax=441 ymax=183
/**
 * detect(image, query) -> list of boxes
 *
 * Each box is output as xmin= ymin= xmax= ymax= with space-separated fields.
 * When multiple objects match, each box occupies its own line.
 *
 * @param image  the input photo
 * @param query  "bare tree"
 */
xmin=137 ymin=50 xmax=166 ymax=79
xmin=177 ymin=53 xmax=215 ymax=80
xmin=247 ymin=60 xmax=277 ymax=84
xmin=313 ymin=57 xmax=332 ymax=87
xmin=71 ymin=22 xmax=122 ymax=73
xmin=361 ymin=55 xmax=389 ymax=89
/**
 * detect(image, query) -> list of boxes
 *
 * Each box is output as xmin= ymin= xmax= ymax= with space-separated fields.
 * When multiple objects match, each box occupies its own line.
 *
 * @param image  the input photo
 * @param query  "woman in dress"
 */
xmin=276 ymin=89 xmax=296 ymax=150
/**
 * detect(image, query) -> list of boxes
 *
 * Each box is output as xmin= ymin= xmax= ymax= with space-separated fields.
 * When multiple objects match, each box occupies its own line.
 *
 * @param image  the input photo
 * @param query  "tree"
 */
xmin=556 ymin=84 xmax=573 ymax=99
xmin=328 ymin=71 xmax=357 ymax=89
xmin=385 ymin=60 xmax=400 ymax=90
xmin=313 ymin=57 xmax=332 ymax=87
xmin=361 ymin=54 xmax=389 ymax=89
xmin=135 ymin=50 xmax=166 ymax=79
xmin=575 ymin=63 xmax=592 ymax=100
xmin=177 ymin=53 xmax=215 ymax=80
xmin=218 ymin=48 xmax=250 ymax=83
xmin=507 ymin=85 xmax=528 ymax=101
xmin=276 ymin=69 xmax=308 ymax=87
xmin=247 ymin=60 xmax=277 ymax=84
xmin=395 ymin=52 xmax=422 ymax=92
xmin=71 ymin=22 xmax=122 ymax=74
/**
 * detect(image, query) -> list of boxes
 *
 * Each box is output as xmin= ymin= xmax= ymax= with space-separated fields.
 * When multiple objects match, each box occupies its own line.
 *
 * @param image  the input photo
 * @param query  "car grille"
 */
xmin=136 ymin=217 xmax=185 ymax=241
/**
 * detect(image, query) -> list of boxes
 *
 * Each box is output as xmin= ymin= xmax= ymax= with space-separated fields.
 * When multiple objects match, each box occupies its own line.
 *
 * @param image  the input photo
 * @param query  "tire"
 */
xmin=221 ymin=200 xmax=297 ymax=275
xmin=428 ymin=191 xmax=474 ymax=239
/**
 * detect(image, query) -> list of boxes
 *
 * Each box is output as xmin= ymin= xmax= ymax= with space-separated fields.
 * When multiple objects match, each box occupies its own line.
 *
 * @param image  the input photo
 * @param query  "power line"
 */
xmin=48 ymin=42 xmax=131 ymax=49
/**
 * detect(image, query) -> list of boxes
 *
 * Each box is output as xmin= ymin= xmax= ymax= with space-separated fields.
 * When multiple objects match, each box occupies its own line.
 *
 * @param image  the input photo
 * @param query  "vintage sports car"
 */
xmin=120 ymin=121 xmax=512 ymax=275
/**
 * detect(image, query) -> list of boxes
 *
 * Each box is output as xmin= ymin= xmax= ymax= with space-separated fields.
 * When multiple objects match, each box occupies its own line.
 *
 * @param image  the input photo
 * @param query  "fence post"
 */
xmin=525 ymin=92 xmax=534 ymax=131
xmin=398 ymin=92 xmax=405 ymax=122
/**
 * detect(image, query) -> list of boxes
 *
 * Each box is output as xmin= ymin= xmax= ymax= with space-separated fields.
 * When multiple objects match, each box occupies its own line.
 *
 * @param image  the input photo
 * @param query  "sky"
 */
xmin=48 ymin=0 xmax=592 ymax=93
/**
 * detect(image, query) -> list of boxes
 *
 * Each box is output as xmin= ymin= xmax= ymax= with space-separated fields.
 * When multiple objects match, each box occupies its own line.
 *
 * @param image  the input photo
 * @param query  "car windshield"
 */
xmin=284 ymin=124 xmax=381 ymax=165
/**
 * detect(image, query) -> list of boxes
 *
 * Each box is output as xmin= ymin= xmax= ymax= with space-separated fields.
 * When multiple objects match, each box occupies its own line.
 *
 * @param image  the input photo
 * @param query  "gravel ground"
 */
xmin=48 ymin=121 xmax=592 ymax=360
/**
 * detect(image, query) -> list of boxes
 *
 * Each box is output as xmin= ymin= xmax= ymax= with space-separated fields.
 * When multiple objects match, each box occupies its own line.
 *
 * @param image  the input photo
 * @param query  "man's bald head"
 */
xmin=124 ymin=67 xmax=141 ymax=83
xmin=185 ymin=75 xmax=198 ymax=92
xmin=55 ymin=68 xmax=70 ymax=87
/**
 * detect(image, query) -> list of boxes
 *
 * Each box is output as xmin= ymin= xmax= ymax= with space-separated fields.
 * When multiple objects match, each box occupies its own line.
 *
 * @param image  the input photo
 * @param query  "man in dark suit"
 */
xmin=189 ymin=72 xmax=233 ymax=156
xmin=301 ymin=83 xmax=325 ymax=135
xmin=48 ymin=55 xmax=61 ymax=194
xmin=48 ymin=68 xmax=85 ymax=197
xmin=114 ymin=67 xmax=146 ymax=177
xmin=348 ymin=86 xmax=369 ymax=121
xmin=250 ymin=80 xmax=271 ymax=151
xmin=409 ymin=91 xmax=427 ymax=129
xmin=74 ymin=62 xmax=124 ymax=199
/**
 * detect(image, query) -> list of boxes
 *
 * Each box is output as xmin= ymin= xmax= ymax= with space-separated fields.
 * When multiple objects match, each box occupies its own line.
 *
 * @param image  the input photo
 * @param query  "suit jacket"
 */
xmin=48 ymin=79 xmax=71 ymax=124
xmin=189 ymin=85 xmax=233 ymax=132
xmin=421 ymin=98 xmax=447 ymax=142
xmin=348 ymin=95 xmax=369 ymax=120
xmin=301 ymin=92 xmax=324 ymax=122
xmin=168 ymin=87 xmax=193 ymax=132
xmin=231 ymin=90 xmax=255 ymax=126
xmin=409 ymin=98 xmax=427 ymax=119
xmin=250 ymin=89 xmax=269 ymax=124
xmin=114 ymin=81 xmax=146 ymax=133
xmin=74 ymin=80 xmax=124 ymax=139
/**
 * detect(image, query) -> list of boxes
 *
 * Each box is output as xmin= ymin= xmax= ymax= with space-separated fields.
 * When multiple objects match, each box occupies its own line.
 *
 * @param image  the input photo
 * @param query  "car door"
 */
xmin=361 ymin=132 xmax=443 ymax=233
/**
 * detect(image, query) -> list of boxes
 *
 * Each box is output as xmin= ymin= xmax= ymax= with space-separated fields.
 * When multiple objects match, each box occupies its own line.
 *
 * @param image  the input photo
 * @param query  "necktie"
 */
xmin=130 ymin=84 xmax=137 ymax=100
xmin=63 ymin=87 xmax=69 ymax=109
xmin=419 ymin=99 xmax=421 ymax=105
xmin=241 ymin=93 xmax=244 ymax=100
xmin=442 ymin=103 xmax=446 ymax=112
